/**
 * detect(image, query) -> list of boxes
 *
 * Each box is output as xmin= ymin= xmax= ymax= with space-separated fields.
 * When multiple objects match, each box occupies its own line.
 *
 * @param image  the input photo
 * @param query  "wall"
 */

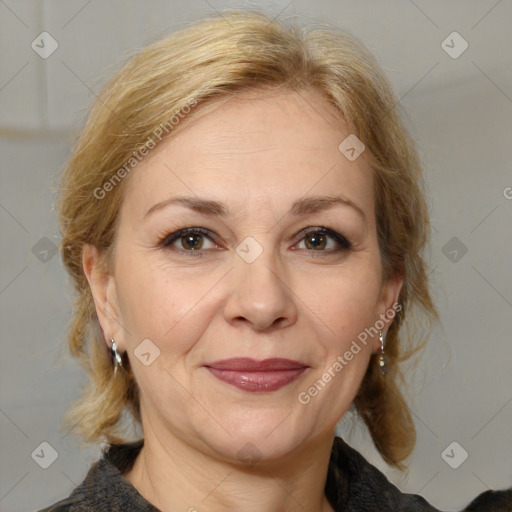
xmin=1 ymin=1 xmax=511 ymax=510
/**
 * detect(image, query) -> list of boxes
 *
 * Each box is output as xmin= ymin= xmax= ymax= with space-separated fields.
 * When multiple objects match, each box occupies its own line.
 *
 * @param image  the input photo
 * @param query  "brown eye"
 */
xmin=295 ymin=228 xmax=352 ymax=252
xmin=161 ymin=228 xmax=218 ymax=252
xmin=181 ymin=233 xmax=204 ymax=250
xmin=305 ymin=232 xmax=327 ymax=250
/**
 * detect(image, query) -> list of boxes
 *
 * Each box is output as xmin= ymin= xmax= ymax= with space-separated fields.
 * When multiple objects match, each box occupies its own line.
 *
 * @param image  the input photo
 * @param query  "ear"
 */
xmin=82 ymin=244 xmax=125 ymax=352
xmin=372 ymin=272 xmax=404 ymax=352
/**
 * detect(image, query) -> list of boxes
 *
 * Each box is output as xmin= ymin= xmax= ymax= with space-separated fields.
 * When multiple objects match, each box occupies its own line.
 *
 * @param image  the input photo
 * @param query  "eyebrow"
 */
xmin=144 ymin=194 xmax=367 ymax=224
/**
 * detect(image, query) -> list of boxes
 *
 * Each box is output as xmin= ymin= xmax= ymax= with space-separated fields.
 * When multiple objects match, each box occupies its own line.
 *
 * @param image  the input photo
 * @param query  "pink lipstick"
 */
xmin=204 ymin=358 xmax=308 ymax=392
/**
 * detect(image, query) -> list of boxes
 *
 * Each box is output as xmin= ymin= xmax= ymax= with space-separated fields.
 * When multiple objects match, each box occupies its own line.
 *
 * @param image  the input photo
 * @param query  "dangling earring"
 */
xmin=110 ymin=338 xmax=124 ymax=374
xmin=377 ymin=330 xmax=387 ymax=375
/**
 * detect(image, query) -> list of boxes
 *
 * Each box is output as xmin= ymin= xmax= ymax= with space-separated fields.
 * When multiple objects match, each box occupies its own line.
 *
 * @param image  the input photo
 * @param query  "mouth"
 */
xmin=204 ymin=358 xmax=309 ymax=392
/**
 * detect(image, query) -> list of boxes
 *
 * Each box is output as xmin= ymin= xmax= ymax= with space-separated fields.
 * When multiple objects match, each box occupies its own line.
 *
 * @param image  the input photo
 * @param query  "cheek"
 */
xmin=115 ymin=252 xmax=221 ymax=355
xmin=298 ymin=262 xmax=382 ymax=343
xmin=297 ymin=267 xmax=383 ymax=408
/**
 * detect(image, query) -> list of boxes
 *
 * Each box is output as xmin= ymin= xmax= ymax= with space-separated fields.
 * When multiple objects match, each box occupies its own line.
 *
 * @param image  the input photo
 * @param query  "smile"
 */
xmin=204 ymin=358 xmax=309 ymax=392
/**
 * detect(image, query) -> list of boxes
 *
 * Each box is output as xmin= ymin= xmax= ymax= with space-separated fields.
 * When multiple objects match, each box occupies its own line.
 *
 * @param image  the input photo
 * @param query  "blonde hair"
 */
xmin=58 ymin=10 xmax=439 ymax=468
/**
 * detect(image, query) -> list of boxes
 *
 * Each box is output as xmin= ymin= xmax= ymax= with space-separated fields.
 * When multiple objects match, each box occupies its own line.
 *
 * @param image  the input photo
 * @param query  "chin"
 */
xmin=197 ymin=412 xmax=317 ymax=465
xmin=213 ymin=434 xmax=303 ymax=466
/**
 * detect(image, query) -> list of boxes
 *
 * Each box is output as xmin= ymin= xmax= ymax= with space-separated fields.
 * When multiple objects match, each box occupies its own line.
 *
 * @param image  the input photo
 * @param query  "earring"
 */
xmin=110 ymin=338 xmax=124 ymax=373
xmin=377 ymin=330 xmax=387 ymax=375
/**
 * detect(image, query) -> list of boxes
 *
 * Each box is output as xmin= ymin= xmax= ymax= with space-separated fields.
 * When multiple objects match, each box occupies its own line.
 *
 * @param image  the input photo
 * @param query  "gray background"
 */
xmin=1 ymin=1 xmax=511 ymax=511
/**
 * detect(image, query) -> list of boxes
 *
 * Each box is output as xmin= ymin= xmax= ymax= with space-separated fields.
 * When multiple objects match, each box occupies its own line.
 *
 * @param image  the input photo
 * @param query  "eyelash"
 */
xmin=159 ymin=226 xmax=352 ymax=256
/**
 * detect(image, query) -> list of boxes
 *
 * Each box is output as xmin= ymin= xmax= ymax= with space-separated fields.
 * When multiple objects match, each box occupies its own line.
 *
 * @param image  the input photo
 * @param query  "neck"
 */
xmin=124 ymin=422 xmax=336 ymax=512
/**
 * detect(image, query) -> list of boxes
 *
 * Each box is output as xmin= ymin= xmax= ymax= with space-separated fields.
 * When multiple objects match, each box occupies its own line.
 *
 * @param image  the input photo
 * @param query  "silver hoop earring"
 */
xmin=110 ymin=338 xmax=124 ymax=372
xmin=377 ymin=330 xmax=387 ymax=375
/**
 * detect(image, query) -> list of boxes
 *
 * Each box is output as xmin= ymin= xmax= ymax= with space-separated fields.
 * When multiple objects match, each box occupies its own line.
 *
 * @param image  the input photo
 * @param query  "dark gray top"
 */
xmin=38 ymin=436 xmax=511 ymax=511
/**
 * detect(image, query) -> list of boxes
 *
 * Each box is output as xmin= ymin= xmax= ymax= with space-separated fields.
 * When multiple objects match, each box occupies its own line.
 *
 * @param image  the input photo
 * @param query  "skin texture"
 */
xmin=83 ymin=88 xmax=403 ymax=512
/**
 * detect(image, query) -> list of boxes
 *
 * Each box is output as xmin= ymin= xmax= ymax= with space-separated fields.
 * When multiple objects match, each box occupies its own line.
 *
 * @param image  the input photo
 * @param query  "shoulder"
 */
xmin=35 ymin=484 xmax=93 ymax=512
xmin=35 ymin=440 xmax=157 ymax=512
xmin=35 ymin=496 xmax=79 ymax=512
xmin=329 ymin=436 xmax=512 ymax=511
xmin=328 ymin=436 xmax=439 ymax=511
xmin=464 ymin=488 xmax=512 ymax=511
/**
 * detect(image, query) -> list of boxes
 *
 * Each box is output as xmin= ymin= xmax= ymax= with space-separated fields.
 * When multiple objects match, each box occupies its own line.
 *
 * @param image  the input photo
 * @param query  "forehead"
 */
xmin=121 ymin=88 xmax=374 ymax=223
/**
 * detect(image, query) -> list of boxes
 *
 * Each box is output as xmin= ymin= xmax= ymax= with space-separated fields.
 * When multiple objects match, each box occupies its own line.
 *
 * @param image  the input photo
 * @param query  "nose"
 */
xmin=223 ymin=248 xmax=298 ymax=332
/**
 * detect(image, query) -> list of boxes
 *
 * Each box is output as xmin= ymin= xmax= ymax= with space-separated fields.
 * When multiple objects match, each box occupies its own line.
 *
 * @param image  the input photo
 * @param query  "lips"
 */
xmin=206 ymin=357 xmax=306 ymax=371
xmin=204 ymin=358 xmax=308 ymax=392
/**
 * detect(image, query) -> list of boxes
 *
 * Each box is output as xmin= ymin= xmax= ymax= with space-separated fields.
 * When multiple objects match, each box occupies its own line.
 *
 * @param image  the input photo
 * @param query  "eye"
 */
xmin=294 ymin=227 xmax=352 ymax=252
xmin=159 ymin=226 xmax=351 ymax=255
xmin=160 ymin=227 xmax=219 ymax=252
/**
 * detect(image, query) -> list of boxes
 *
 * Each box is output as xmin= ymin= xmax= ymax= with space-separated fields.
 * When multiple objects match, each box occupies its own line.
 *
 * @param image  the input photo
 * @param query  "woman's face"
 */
xmin=86 ymin=88 xmax=402 ymax=463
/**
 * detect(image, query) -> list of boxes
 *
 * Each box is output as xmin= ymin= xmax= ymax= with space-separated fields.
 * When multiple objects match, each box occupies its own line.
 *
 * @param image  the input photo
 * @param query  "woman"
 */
xmin=38 ymin=10 xmax=510 ymax=512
